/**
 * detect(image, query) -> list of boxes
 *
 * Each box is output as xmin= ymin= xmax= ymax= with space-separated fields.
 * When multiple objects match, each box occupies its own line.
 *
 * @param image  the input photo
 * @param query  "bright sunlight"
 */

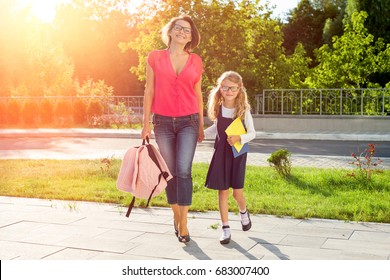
xmin=16 ymin=0 xmax=68 ymax=23
xmin=16 ymin=0 xmax=145 ymax=23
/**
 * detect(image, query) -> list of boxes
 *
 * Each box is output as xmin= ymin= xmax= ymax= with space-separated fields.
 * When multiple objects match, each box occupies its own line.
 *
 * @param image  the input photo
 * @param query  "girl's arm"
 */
xmin=240 ymin=110 xmax=256 ymax=144
xmin=141 ymin=62 xmax=155 ymax=140
xmin=204 ymin=121 xmax=217 ymax=139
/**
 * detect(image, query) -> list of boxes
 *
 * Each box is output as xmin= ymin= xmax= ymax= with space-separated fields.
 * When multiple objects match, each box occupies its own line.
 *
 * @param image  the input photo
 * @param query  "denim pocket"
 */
xmin=190 ymin=118 xmax=199 ymax=129
xmin=152 ymin=116 xmax=160 ymax=127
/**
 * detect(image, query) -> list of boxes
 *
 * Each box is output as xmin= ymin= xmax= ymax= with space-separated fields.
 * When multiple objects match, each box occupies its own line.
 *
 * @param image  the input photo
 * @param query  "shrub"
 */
xmin=7 ymin=100 xmax=21 ymax=125
xmin=0 ymin=102 xmax=7 ymax=125
xmin=22 ymin=100 xmax=39 ymax=126
xmin=267 ymin=149 xmax=292 ymax=177
xmin=348 ymin=143 xmax=383 ymax=180
xmin=73 ymin=98 xmax=87 ymax=125
xmin=87 ymin=100 xmax=104 ymax=124
xmin=40 ymin=99 xmax=54 ymax=125
xmin=54 ymin=99 xmax=73 ymax=126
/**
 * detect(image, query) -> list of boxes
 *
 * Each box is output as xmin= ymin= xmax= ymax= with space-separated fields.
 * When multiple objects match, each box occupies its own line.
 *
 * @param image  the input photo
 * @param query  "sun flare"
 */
xmin=17 ymin=0 xmax=68 ymax=23
xmin=16 ymin=0 xmax=145 ymax=23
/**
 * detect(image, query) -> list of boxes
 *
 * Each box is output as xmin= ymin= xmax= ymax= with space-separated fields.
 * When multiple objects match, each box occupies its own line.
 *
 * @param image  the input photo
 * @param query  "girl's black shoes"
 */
xmin=241 ymin=210 xmax=252 ymax=231
xmin=220 ymin=225 xmax=231 ymax=244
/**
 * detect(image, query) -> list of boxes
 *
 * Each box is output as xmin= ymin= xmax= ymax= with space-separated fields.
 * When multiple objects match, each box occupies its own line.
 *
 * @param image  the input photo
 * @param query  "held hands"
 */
xmin=227 ymin=135 xmax=241 ymax=146
xmin=198 ymin=127 xmax=204 ymax=143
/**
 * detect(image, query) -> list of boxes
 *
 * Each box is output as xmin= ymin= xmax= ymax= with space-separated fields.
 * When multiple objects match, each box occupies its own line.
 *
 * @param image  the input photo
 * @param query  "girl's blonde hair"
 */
xmin=161 ymin=15 xmax=200 ymax=52
xmin=207 ymin=71 xmax=251 ymax=121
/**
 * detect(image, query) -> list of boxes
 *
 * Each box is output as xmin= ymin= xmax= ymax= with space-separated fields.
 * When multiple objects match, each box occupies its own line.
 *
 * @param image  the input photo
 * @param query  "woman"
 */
xmin=141 ymin=15 xmax=204 ymax=243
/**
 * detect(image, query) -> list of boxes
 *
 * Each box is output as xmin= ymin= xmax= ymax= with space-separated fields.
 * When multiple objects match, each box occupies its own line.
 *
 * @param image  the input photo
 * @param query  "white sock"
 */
xmin=240 ymin=210 xmax=250 ymax=226
xmin=221 ymin=225 xmax=231 ymax=240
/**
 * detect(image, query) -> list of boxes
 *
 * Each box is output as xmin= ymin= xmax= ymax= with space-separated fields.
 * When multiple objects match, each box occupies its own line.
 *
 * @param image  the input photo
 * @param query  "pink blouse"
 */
xmin=148 ymin=49 xmax=204 ymax=117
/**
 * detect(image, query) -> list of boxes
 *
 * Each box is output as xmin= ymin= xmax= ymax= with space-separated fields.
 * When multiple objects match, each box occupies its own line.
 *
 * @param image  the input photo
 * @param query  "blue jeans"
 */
xmin=153 ymin=113 xmax=199 ymax=206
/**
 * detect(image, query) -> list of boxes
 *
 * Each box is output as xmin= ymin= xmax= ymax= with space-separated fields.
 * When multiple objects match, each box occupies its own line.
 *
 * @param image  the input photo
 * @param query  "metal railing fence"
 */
xmin=0 ymin=95 xmax=144 ymax=116
xmin=3 ymin=89 xmax=390 ymax=117
xmin=255 ymin=89 xmax=390 ymax=116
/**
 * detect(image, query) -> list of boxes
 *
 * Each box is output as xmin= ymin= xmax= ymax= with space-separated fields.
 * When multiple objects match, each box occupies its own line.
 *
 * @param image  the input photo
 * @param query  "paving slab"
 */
xmin=1 ymin=196 xmax=389 ymax=260
xmin=322 ymin=238 xmax=390 ymax=259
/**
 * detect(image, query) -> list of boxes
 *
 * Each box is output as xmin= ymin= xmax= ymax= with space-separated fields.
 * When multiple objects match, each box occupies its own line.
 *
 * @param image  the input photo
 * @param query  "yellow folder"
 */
xmin=225 ymin=117 xmax=246 ymax=152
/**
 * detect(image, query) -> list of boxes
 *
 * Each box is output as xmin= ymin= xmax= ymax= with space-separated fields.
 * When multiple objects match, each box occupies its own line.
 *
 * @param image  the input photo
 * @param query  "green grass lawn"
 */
xmin=0 ymin=159 xmax=389 ymax=223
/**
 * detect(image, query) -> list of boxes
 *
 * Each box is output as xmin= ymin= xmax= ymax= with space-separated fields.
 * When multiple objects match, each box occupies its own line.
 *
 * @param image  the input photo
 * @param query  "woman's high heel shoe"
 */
xmin=178 ymin=234 xmax=190 ymax=243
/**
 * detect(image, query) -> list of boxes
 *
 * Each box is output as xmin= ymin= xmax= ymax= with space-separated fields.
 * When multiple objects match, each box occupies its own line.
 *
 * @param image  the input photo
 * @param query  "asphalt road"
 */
xmin=1 ymin=136 xmax=389 ymax=158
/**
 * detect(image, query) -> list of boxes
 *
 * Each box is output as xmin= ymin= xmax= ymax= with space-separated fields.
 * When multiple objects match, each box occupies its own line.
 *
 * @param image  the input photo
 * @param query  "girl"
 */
xmin=141 ymin=15 xmax=204 ymax=243
xmin=204 ymin=71 xmax=256 ymax=244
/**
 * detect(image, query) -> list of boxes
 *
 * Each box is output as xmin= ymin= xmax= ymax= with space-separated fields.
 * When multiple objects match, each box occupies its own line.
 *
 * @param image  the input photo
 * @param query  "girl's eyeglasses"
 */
xmin=221 ymin=86 xmax=240 ymax=92
xmin=173 ymin=24 xmax=192 ymax=35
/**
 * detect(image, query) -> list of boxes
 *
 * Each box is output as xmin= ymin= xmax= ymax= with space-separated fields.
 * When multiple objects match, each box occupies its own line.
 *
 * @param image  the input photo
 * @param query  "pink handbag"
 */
xmin=116 ymin=137 xmax=172 ymax=217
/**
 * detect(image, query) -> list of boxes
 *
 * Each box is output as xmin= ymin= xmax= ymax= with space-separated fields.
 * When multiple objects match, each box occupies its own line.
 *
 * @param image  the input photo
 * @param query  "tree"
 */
xmin=286 ymin=43 xmax=312 ymax=89
xmin=306 ymin=11 xmax=390 ymax=88
xmin=122 ymin=0 xmax=285 ymax=99
xmin=345 ymin=0 xmax=390 ymax=44
xmin=282 ymin=0 xmax=347 ymax=61
xmin=282 ymin=0 xmax=326 ymax=60
xmin=321 ymin=0 xmax=347 ymax=46
xmin=54 ymin=0 xmax=143 ymax=96
xmin=0 ymin=1 xmax=75 ymax=97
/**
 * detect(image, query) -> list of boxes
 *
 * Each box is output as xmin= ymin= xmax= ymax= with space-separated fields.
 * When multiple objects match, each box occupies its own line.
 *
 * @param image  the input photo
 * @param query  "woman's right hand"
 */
xmin=141 ymin=122 xmax=151 ymax=140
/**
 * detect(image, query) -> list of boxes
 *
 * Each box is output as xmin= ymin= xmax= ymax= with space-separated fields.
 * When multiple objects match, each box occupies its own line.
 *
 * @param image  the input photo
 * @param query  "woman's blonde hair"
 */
xmin=161 ymin=15 xmax=200 ymax=52
xmin=207 ymin=71 xmax=251 ymax=121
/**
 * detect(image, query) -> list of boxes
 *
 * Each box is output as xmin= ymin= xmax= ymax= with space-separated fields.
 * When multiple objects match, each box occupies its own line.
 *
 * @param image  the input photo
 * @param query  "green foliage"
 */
xmin=0 ymin=102 xmax=7 ymax=125
xmin=0 ymin=5 xmax=75 ymax=98
xmin=321 ymin=0 xmax=347 ymax=46
xmin=1 ymin=160 xmax=390 ymax=223
xmin=267 ymin=149 xmax=292 ymax=177
xmin=55 ymin=0 xmax=141 ymax=96
xmin=123 ymin=0 xmax=284 ymax=98
xmin=22 ymin=100 xmax=39 ymax=126
xmin=209 ymin=223 xmax=220 ymax=230
xmin=270 ymin=43 xmax=312 ymax=89
xmin=346 ymin=0 xmax=390 ymax=44
xmin=87 ymin=100 xmax=104 ymax=118
xmin=1 ymin=0 xmax=135 ymax=100
xmin=7 ymin=100 xmax=21 ymax=125
xmin=348 ymin=143 xmax=383 ymax=181
xmin=74 ymin=77 xmax=114 ymax=98
xmin=306 ymin=11 xmax=390 ymax=88
xmin=2 ymin=0 xmax=390 ymax=113
xmin=282 ymin=0 xmax=326 ymax=60
xmin=72 ymin=99 xmax=87 ymax=125
xmin=39 ymin=99 xmax=54 ymax=125
xmin=100 ymin=155 xmax=115 ymax=174
xmin=55 ymin=100 xmax=73 ymax=126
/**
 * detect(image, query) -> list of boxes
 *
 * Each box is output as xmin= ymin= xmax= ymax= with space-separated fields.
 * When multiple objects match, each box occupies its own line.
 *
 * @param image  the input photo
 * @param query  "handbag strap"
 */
xmin=125 ymin=196 xmax=136 ymax=218
xmin=142 ymin=136 xmax=150 ymax=146
xmin=145 ymin=144 xmax=169 ymax=206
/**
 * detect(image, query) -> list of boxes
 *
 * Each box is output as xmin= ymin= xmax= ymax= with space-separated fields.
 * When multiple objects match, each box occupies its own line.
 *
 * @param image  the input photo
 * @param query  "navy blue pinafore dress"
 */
xmin=205 ymin=108 xmax=247 ymax=190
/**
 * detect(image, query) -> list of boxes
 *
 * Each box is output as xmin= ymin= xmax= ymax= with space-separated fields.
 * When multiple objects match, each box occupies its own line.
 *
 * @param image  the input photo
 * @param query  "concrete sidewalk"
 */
xmin=1 ymin=196 xmax=390 ymax=260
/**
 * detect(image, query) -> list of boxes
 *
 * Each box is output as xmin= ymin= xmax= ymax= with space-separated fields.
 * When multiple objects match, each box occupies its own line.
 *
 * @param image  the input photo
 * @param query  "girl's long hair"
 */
xmin=207 ymin=71 xmax=251 ymax=121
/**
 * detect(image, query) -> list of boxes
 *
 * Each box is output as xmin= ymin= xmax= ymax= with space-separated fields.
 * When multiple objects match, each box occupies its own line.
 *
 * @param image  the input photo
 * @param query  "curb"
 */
xmin=1 ymin=128 xmax=390 ymax=141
